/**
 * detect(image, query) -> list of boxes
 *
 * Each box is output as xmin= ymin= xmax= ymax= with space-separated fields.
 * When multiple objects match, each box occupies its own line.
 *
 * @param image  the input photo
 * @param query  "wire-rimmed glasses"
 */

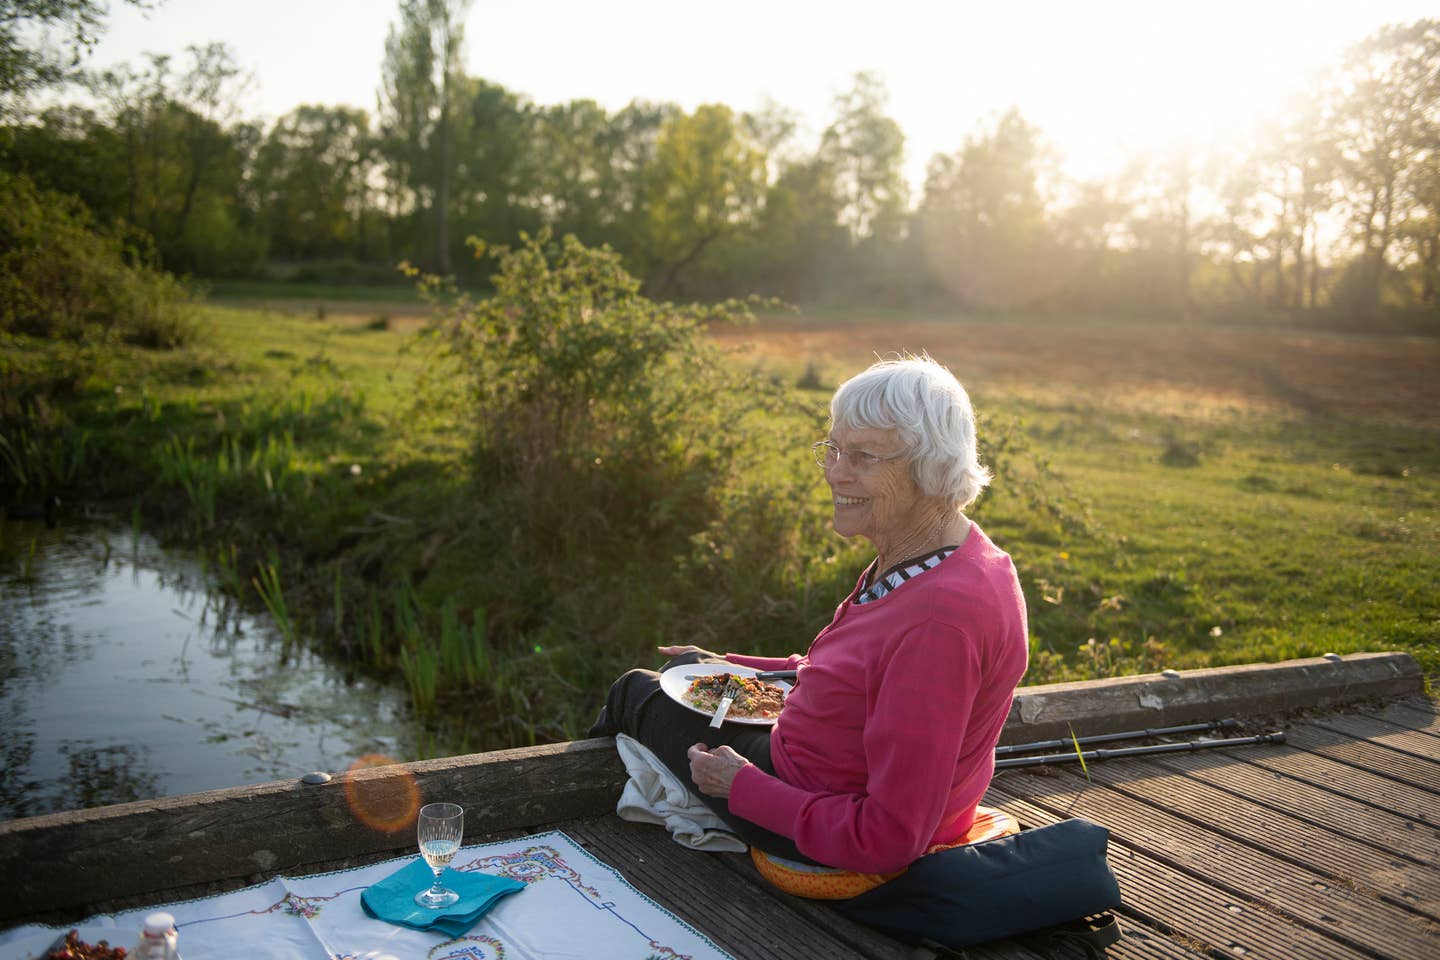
xmin=811 ymin=440 xmax=904 ymax=471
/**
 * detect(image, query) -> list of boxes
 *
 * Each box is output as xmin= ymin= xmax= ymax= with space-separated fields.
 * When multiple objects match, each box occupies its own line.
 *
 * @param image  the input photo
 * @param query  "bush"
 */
xmin=0 ymin=171 xmax=196 ymax=347
xmin=430 ymin=231 xmax=819 ymax=657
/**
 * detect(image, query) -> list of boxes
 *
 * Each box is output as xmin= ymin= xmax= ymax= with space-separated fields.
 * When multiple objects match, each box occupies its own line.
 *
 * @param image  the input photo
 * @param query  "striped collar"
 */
xmin=854 ymin=545 xmax=959 ymax=605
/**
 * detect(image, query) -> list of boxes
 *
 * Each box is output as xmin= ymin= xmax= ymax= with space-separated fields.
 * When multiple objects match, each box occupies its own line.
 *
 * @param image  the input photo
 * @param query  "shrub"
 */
xmin=0 ymin=171 xmax=196 ymax=347
xmin=430 ymin=231 xmax=816 ymax=656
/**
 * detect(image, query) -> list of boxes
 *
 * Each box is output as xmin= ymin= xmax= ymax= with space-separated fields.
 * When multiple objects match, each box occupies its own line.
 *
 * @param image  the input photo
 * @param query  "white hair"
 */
xmin=830 ymin=354 xmax=991 ymax=508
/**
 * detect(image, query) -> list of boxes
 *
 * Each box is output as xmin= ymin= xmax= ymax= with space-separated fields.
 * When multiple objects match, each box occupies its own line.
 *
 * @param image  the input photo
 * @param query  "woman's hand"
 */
xmin=657 ymin=644 xmax=716 ymax=658
xmin=687 ymin=743 xmax=749 ymax=798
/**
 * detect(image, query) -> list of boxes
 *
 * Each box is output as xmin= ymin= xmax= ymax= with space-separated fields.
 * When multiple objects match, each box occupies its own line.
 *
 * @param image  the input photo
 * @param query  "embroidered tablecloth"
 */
xmin=0 ymin=830 xmax=734 ymax=960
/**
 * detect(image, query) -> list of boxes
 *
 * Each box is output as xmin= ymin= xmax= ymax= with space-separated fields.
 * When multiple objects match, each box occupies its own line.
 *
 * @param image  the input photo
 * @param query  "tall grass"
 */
xmin=251 ymin=553 xmax=297 ymax=649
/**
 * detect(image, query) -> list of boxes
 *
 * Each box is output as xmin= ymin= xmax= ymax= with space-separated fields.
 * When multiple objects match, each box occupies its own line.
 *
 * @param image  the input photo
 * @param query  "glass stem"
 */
xmin=430 ymin=868 xmax=445 ymax=895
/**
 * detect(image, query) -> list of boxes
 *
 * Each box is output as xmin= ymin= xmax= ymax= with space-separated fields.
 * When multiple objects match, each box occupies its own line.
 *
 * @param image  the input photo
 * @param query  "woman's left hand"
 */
xmin=687 ymin=743 xmax=749 ymax=798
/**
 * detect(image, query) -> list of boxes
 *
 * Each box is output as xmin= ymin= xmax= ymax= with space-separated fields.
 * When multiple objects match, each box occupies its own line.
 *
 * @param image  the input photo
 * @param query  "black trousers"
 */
xmin=589 ymin=652 xmax=817 ymax=864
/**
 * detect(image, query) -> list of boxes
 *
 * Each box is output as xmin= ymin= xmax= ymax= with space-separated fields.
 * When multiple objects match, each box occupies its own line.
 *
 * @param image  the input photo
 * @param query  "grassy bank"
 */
xmin=3 ymin=289 xmax=1436 ymax=757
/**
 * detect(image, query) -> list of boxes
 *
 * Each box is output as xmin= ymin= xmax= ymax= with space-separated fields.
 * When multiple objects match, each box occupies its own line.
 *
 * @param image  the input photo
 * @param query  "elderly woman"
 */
xmin=589 ymin=355 xmax=1028 ymax=876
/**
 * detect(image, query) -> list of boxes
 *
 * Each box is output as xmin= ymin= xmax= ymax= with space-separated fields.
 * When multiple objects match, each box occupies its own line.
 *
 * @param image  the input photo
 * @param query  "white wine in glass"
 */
xmin=415 ymin=802 xmax=464 ymax=908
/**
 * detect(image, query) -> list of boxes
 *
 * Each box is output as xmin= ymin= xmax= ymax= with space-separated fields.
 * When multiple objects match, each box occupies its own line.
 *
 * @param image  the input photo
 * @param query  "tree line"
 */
xmin=3 ymin=1 xmax=1438 ymax=321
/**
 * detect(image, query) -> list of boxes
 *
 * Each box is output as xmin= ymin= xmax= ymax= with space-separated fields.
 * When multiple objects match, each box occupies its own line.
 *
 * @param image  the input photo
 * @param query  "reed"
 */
xmin=400 ymin=640 xmax=440 ymax=715
xmin=251 ymin=553 xmax=297 ymax=648
xmin=0 ymin=427 xmax=92 ymax=491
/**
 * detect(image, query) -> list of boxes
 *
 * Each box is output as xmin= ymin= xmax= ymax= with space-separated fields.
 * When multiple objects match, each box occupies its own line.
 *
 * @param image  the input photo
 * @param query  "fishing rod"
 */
xmin=994 ymin=732 xmax=1287 ymax=769
xmin=995 ymin=719 xmax=1243 ymax=756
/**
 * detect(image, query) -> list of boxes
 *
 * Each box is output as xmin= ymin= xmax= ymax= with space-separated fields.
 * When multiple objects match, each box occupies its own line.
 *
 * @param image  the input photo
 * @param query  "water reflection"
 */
xmin=0 ymin=518 xmax=422 ymax=820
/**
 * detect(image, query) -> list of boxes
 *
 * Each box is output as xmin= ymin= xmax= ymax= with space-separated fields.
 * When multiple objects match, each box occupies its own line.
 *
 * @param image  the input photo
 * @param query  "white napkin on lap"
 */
xmin=614 ymin=734 xmax=748 ymax=852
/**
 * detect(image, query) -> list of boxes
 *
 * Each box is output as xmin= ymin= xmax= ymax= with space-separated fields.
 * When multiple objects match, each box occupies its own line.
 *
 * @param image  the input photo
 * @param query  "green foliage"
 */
xmin=431 ymin=231 xmax=807 ymax=657
xmin=0 ymin=1 xmax=148 ymax=117
xmin=0 ymin=170 xmax=196 ymax=346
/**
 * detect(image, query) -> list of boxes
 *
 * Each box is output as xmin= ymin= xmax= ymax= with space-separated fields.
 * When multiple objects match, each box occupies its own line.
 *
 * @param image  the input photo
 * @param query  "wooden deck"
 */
xmin=1 ymin=655 xmax=1435 ymax=959
xmin=514 ymin=695 xmax=1440 ymax=960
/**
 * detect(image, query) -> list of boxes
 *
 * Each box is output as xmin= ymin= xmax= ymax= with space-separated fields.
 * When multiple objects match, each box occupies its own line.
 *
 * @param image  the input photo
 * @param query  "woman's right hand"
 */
xmin=657 ymin=644 xmax=716 ymax=658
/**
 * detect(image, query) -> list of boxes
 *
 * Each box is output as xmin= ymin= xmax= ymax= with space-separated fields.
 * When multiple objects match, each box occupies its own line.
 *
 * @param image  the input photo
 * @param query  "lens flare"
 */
xmin=343 ymin=754 xmax=421 ymax=835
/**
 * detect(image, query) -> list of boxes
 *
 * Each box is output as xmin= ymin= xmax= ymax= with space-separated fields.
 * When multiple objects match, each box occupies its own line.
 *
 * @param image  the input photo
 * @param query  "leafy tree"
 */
xmin=447 ymin=75 xmax=538 ymax=261
xmin=86 ymin=46 xmax=262 ymax=274
xmin=819 ymin=71 xmax=907 ymax=242
xmin=0 ymin=102 xmax=129 ymax=217
xmin=638 ymin=103 xmax=766 ymax=297
xmin=1212 ymin=104 xmax=1338 ymax=312
xmin=918 ymin=108 xmax=1063 ymax=309
xmin=745 ymin=156 xmax=847 ymax=302
xmin=249 ymin=104 xmax=377 ymax=260
xmin=0 ymin=0 xmax=149 ymax=119
xmin=1329 ymin=19 xmax=1440 ymax=315
xmin=378 ymin=0 xmax=472 ymax=274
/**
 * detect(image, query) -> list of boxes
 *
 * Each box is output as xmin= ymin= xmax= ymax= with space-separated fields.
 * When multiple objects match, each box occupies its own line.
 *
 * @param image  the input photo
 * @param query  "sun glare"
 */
xmin=1028 ymin=7 xmax=1356 ymax=178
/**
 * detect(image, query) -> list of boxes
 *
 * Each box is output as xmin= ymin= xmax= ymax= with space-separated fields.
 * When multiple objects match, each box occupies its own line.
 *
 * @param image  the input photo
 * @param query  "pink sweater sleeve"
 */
xmin=724 ymin=652 xmax=803 ymax=671
xmin=728 ymin=623 xmax=982 ymax=873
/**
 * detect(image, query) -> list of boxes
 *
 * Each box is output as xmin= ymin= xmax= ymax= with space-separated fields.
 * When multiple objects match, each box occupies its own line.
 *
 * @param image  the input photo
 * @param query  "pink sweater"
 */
xmin=725 ymin=523 xmax=1028 ymax=873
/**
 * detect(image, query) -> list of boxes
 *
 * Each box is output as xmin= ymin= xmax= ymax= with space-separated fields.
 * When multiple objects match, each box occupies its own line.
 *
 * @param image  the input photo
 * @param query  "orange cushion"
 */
xmin=750 ymin=806 xmax=1020 ymax=900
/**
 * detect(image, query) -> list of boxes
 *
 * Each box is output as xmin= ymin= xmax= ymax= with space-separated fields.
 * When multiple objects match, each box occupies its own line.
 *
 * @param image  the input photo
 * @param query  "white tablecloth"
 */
xmin=0 ymin=830 xmax=734 ymax=960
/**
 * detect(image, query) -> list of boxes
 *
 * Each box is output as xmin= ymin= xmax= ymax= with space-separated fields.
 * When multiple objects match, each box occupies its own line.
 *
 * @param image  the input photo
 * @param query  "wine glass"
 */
xmin=415 ymin=802 xmax=464 ymax=908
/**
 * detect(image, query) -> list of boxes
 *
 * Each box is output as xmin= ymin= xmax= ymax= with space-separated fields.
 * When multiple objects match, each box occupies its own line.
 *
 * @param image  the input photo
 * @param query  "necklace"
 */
xmin=874 ymin=513 xmax=970 ymax=574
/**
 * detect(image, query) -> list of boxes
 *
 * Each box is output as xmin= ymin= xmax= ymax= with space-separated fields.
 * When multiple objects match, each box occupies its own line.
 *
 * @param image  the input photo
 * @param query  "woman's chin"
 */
xmin=831 ymin=510 xmax=869 ymax=540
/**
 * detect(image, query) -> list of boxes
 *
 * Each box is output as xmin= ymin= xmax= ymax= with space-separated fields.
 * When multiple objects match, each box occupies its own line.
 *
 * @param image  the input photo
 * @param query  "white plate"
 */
xmin=658 ymin=663 xmax=791 ymax=725
xmin=0 ymin=927 xmax=129 ymax=960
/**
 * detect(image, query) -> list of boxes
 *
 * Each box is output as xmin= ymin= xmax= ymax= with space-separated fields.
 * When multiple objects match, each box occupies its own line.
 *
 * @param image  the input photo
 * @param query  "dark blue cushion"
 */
xmin=833 ymin=818 xmax=1122 ymax=947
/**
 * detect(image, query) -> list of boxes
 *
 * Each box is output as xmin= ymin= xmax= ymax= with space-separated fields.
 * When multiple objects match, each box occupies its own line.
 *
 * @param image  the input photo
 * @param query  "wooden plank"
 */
xmin=985 ymin=791 xmax=1375 ymax=960
xmin=1235 ymin=747 xmax=1440 ymax=825
xmin=1142 ymin=747 xmax=1440 ymax=866
xmin=1104 ymin=921 xmax=1220 ymax=960
xmin=1071 ymin=753 xmax=1440 ymax=920
xmin=992 ymin=767 xmax=1440 ymax=960
xmin=0 ymin=739 xmax=628 ymax=926
xmin=564 ymin=817 xmax=897 ymax=960
xmin=1357 ymin=697 xmax=1440 ymax=738
xmin=1284 ymin=722 xmax=1440 ymax=792
xmin=1311 ymin=714 xmax=1440 ymax=763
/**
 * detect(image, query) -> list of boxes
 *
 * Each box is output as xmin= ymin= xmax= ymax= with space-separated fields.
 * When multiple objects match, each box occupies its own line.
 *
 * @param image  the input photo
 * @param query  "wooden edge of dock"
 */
xmin=0 ymin=650 xmax=1425 ymax=927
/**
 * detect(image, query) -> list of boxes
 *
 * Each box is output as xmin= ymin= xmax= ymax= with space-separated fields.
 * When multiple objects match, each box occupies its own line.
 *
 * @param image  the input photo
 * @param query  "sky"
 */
xmin=90 ymin=0 xmax=1436 ymax=190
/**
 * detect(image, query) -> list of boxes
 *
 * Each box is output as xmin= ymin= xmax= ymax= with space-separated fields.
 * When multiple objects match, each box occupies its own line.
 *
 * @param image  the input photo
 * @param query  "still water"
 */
xmin=0 ymin=518 xmax=421 ymax=821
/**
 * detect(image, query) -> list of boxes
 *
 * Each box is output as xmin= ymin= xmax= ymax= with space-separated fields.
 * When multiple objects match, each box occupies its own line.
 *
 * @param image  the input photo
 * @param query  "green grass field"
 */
xmin=4 ymin=296 xmax=1436 ymax=752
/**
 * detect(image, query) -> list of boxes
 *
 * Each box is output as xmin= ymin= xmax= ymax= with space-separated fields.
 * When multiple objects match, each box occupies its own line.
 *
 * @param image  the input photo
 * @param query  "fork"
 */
xmin=709 ymin=677 xmax=741 ymax=728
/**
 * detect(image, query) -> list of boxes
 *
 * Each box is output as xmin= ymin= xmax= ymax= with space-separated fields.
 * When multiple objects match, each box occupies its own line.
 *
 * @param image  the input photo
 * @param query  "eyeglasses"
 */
xmin=811 ymin=440 xmax=905 ymax=471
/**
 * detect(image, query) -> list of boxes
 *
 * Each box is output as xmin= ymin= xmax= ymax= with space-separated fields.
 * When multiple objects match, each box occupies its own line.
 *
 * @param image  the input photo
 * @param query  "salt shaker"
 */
xmin=135 ymin=911 xmax=181 ymax=959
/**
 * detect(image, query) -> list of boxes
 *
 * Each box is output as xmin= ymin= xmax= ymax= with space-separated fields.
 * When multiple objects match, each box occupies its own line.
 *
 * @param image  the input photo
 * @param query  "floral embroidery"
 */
xmin=428 ymin=934 xmax=505 ymax=959
xmin=464 ymin=845 xmax=603 ymax=901
xmin=255 ymin=890 xmax=338 ymax=919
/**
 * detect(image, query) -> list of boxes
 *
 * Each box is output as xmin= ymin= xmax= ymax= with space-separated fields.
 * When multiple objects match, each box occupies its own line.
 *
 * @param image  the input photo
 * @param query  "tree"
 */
xmin=82 ymin=45 xmax=262 ymax=274
xmin=1329 ymin=19 xmax=1440 ymax=315
xmin=446 ymin=75 xmax=538 ymax=266
xmin=918 ymin=108 xmax=1063 ymax=309
xmin=1212 ymin=103 xmax=1339 ymax=312
xmin=0 ymin=0 xmax=149 ymax=120
xmin=249 ymin=104 xmax=376 ymax=260
xmin=819 ymin=72 xmax=907 ymax=243
xmin=377 ymin=0 xmax=472 ymax=274
xmin=638 ymin=103 xmax=766 ymax=297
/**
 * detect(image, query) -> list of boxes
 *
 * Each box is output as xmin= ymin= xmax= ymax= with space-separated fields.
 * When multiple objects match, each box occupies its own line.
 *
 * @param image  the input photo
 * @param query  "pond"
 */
xmin=0 ymin=517 xmax=424 ymax=821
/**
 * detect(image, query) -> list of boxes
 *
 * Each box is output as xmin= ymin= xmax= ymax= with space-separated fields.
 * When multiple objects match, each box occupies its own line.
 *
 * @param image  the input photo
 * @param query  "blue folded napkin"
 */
xmin=361 ymin=857 xmax=525 ymax=937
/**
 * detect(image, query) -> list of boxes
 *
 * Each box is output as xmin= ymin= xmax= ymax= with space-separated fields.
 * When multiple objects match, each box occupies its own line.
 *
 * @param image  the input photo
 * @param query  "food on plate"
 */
xmin=44 ymin=930 xmax=127 ymax=959
xmin=686 ymin=673 xmax=786 ymax=719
